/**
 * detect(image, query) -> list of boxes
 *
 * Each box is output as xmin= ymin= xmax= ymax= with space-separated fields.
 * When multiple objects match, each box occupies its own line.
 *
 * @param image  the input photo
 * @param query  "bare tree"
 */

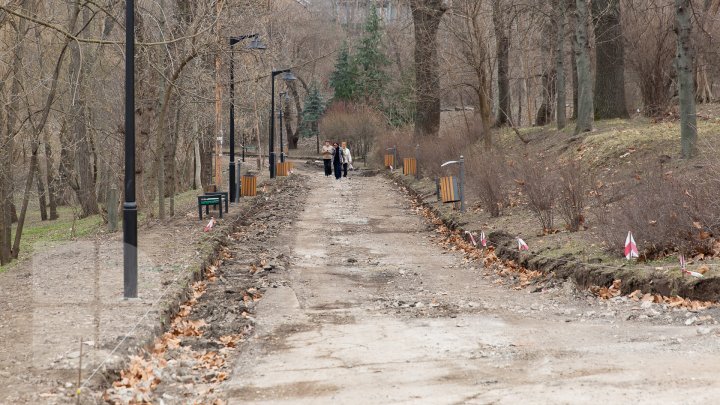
xmin=675 ymin=0 xmax=697 ymax=158
xmin=493 ymin=0 xmax=512 ymax=127
xmin=410 ymin=0 xmax=448 ymax=138
xmin=445 ymin=0 xmax=494 ymax=147
xmin=592 ymin=0 xmax=629 ymax=119
xmin=555 ymin=0 xmax=568 ymax=130
xmin=573 ymin=0 xmax=593 ymax=134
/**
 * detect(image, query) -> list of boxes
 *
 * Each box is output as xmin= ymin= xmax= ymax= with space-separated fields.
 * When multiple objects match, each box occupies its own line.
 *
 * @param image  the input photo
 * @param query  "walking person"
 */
xmin=322 ymin=140 xmax=333 ymax=176
xmin=341 ymin=142 xmax=352 ymax=178
xmin=332 ymin=142 xmax=343 ymax=180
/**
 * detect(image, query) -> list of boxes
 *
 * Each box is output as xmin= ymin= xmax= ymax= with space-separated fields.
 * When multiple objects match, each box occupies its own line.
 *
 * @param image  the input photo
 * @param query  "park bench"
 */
xmin=197 ymin=195 xmax=223 ymax=220
xmin=205 ymin=191 xmax=229 ymax=213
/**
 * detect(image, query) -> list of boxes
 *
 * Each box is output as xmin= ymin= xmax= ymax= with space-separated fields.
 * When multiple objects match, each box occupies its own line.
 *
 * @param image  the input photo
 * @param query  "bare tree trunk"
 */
xmin=536 ymin=18 xmax=557 ymax=127
xmin=493 ymin=0 xmax=511 ymax=127
xmin=199 ymin=128 xmax=213 ymax=187
xmin=253 ymin=98 xmax=264 ymax=170
xmin=36 ymin=163 xmax=48 ymax=221
xmin=675 ymin=0 xmax=697 ymax=158
xmin=516 ymin=79 xmax=523 ymax=126
xmin=556 ymin=0 xmax=567 ymax=130
xmin=574 ymin=0 xmax=593 ymax=134
xmin=411 ymin=0 xmax=447 ymax=137
xmin=44 ymin=140 xmax=59 ymax=220
xmin=13 ymin=2 xmax=80 ymax=258
xmin=156 ymin=91 xmax=167 ymax=220
xmin=535 ymin=75 xmax=556 ymax=126
xmin=194 ymin=137 xmax=202 ymax=190
xmin=286 ymin=80 xmax=302 ymax=149
xmin=0 ymin=26 xmax=21 ymax=262
xmin=213 ymin=0 xmax=223 ymax=187
xmin=592 ymin=0 xmax=629 ymax=119
xmin=476 ymin=75 xmax=493 ymax=148
xmin=169 ymin=103 xmax=181 ymax=217
xmin=68 ymin=19 xmax=100 ymax=218
xmin=567 ymin=0 xmax=579 ymax=120
xmin=13 ymin=140 xmax=39 ymax=258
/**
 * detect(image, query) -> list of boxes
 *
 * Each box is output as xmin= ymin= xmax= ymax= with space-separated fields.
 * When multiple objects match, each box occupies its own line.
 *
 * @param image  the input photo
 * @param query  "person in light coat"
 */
xmin=321 ymin=140 xmax=333 ymax=176
xmin=341 ymin=142 xmax=352 ymax=177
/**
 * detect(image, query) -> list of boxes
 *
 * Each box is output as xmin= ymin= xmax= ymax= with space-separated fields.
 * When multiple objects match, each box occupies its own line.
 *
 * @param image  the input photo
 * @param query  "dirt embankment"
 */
xmin=102 ymin=173 xmax=310 ymax=404
xmin=388 ymin=171 xmax=720 ymax=302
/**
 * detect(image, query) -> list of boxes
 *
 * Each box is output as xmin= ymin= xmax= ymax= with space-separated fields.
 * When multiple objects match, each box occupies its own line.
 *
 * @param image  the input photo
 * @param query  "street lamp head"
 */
xmin=247 ymin=36 xmax=267 ymax=50
xmin=281 ymin=71 xmax=297 ymax=81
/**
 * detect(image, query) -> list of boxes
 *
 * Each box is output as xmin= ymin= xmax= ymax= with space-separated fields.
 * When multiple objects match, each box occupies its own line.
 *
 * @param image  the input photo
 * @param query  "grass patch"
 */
xmin=0 ymin=187 xmax=204 ymax=273
xmin=0 ymin=206 xmax=104 ymax=273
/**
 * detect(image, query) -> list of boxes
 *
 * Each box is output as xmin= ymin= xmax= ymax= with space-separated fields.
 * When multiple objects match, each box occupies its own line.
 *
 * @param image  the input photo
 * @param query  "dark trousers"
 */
xmin=334 ymin=163 xmax=342 ymax=179
xmin=323 ymin=159 xmax=332 ymax=176
xmin=343 ymin=163 xmax=348 ymax=177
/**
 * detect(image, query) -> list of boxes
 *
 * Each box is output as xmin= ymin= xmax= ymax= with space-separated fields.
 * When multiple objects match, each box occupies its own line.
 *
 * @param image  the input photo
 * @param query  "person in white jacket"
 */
xmin=341 ymin=142 xmax=352 ymax=177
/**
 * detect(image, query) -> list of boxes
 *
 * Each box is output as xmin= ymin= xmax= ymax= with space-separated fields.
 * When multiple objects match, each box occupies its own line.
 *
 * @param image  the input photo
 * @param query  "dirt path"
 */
xmin=0 ymin=171 xmax=279 ymax=404
xmin=204 ymin=167 xmax=720 ymax=404
xmin=10 ymin=164 xmax=720 ymax=404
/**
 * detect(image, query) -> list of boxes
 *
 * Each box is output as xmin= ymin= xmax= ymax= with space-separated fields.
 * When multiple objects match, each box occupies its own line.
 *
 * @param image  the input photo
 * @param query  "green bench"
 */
xmin=205 ymin=191 xmax=229 ymax=213
xmin=197 ymin=195 xmax=223 ymax=220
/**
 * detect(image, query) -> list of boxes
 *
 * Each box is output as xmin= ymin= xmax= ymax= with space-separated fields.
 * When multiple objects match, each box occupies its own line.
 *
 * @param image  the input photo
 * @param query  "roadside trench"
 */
xmin=102 ymin=173 xmax=310 ymax=404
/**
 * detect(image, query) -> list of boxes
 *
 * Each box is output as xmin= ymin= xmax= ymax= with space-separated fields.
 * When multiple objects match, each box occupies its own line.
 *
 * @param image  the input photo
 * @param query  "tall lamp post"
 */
xmin=269 ymin=69 xmax=296 ymax=178
xmin=278 ymin=91 xmax=286 ymax=163
xmin=124 ymin=0 xmax=137 ymax=298
xmin=229 ymin=34 xmax=265 ymax=202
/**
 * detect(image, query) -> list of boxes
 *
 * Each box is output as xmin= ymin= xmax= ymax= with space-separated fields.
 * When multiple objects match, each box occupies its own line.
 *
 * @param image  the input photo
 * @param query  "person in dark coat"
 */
xmin=332 ymin=142 xmax=343 ymax=180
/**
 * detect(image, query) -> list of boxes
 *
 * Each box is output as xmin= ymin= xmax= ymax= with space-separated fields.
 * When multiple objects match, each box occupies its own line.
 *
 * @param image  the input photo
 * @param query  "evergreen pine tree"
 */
xmin=302 ymin=83 xmax=325 ymax=139
xmin=329 ymin=43 xmax=357 ymax=102
xmin=354 ymin=4 xmax=390 ymax=106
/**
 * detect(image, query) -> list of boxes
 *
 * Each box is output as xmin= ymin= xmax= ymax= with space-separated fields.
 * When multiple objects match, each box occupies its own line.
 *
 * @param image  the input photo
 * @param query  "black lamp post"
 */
xmin=124 ymin=0 xmax=137 ymax=299
xmin=278 ymin=91 xmax=286 ymax=163
xmin=229 ymin=34 xmax=265 ymax=202
xmin=269 ymin=69 xmax=296 ymax=178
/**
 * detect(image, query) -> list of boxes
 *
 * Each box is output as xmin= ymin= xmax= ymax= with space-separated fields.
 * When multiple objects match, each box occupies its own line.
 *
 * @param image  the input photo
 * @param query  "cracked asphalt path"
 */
xmin=217 ymin=167 xmax=720 ymax=404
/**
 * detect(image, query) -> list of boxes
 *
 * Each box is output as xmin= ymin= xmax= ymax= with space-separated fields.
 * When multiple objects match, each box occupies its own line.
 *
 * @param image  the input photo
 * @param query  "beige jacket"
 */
xmin=322 ymin=144 xmax=333 ymax=159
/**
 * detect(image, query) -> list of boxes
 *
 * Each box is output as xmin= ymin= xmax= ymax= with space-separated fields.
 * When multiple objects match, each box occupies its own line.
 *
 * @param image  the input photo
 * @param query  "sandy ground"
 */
xmin=209 ymin=167 xmax=720 ymax=404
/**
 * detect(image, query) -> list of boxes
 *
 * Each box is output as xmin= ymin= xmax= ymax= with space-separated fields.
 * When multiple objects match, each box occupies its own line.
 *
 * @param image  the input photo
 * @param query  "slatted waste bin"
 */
xmin=241 ymin=175 xmax=257 ymax=197
xmin=403 ymin=158 xmax=417 ymax=176
xmin=276 ymin=162 xmax=291 ymax=177
xmin=440 ymin=176 xmax=460 ymax=203
xmin=384 ymin=154 xmax=394 ymax=169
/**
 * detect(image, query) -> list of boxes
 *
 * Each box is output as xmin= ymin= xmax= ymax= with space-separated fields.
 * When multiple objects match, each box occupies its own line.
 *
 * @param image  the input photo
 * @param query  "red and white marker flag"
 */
xmin=624 ymin=231 xmax=638 ymax=260
xmin=204 ymin=217 xmax=216 ymax=232
xmin=518 ymin=238 xmax=529 ymax=251
xmin=480 ymin=230 xmax=488 ymax=247
xmin=680 ymin=254 xmax=704 ymax=278
xmin=465 ymin=231 xmax=477 ymax=246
